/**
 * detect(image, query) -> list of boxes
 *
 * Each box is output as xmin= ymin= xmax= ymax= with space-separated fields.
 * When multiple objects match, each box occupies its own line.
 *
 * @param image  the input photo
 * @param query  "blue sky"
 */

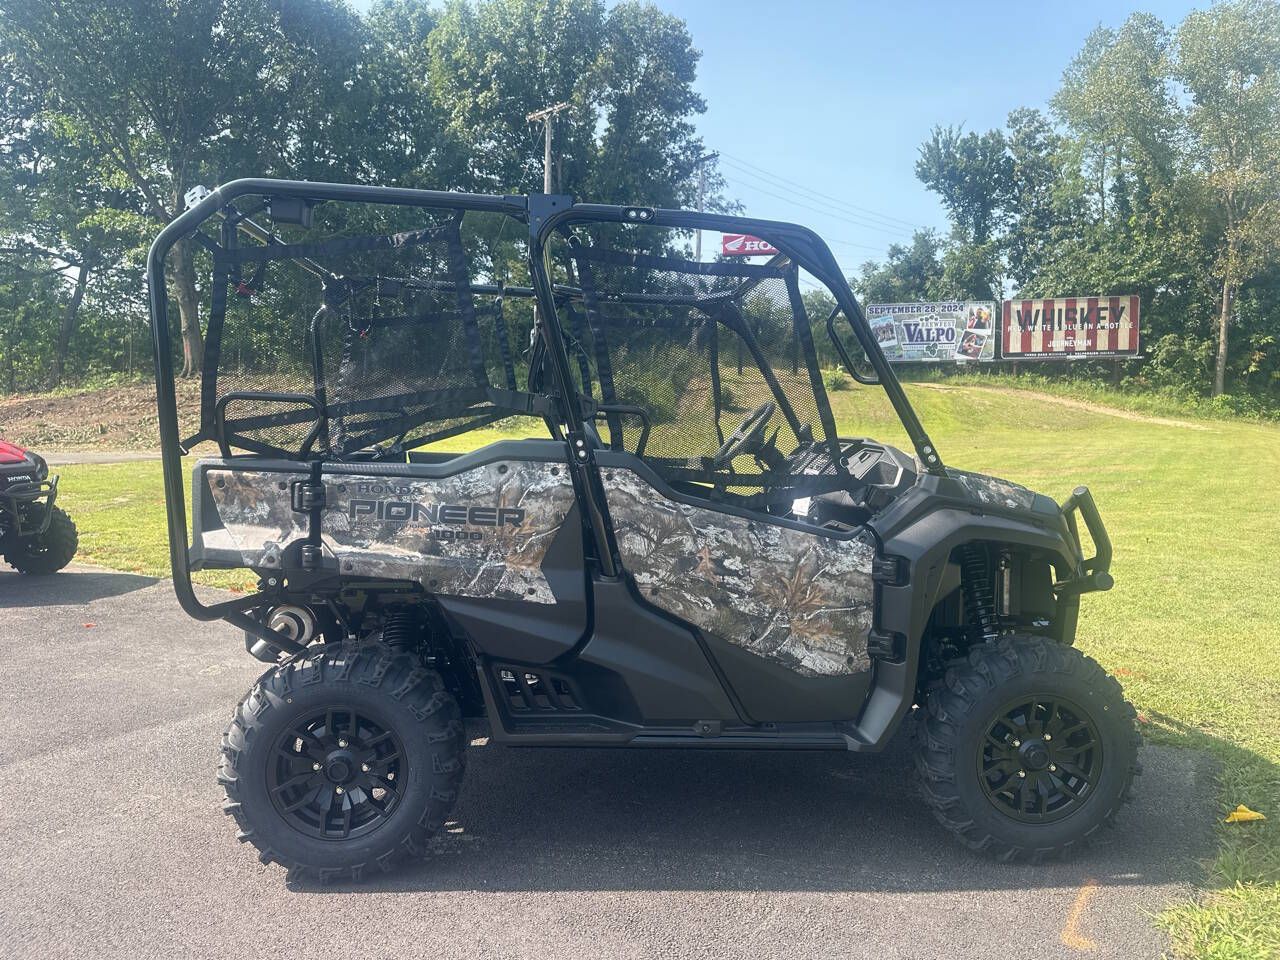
xmin=659 ymin=0 xmax=1202 ymax=276
xmin=348 ymin=0 xmax=1203 ymax=275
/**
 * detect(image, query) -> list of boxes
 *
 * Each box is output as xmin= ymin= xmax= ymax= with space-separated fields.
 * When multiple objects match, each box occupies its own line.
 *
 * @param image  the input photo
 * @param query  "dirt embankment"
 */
xmin=0 ymin=380 xmax=201 ymax=451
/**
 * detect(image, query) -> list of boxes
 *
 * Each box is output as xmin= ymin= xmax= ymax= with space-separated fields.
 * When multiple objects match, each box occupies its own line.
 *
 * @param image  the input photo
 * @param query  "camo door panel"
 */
xmin=200 ymin=459 xmax=576 ymax=603
xmin=600 ymin=465 xmax=876 ymax=677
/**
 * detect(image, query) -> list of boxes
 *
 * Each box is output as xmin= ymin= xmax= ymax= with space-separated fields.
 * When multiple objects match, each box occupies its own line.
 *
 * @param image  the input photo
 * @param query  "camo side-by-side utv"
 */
xmin=0 ymin=438 xmax=77 ymax=574
xmin=149 ymin=180 xmax=1137 ymax=881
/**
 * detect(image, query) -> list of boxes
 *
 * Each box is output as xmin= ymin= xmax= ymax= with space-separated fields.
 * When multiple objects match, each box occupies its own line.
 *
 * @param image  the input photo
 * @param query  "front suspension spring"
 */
xmin=959 ymin=543 xmax=1001 ymax=640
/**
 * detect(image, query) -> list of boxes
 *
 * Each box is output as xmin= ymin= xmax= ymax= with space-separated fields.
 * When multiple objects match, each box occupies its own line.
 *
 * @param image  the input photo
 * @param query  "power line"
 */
xmin=826 ymin=237 xmax=893 ymax=254
xmin=720 ymin=151 xmax=926 ymax=230
xmin=722 ymin=173 xmax=915 ymax=240
xmin=719 ymin=151 xmax=927 ymax=231
xmin=723 ymin=171 xmax=916 ymax=241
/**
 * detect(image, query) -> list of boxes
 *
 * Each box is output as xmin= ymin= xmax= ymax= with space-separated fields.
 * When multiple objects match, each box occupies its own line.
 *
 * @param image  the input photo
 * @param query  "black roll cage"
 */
xmin=147 ymin=178 xmax=943 ymax=648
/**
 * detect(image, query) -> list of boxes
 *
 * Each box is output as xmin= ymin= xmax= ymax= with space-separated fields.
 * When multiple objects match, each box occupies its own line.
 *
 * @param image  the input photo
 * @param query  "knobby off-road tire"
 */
xmin=5 ymin=505 xmax=77 ymax=574
xmin=219 ymin=643 xmax=466 ymax=882
xmin=915 ymin=634 xmax=1140 ymax=862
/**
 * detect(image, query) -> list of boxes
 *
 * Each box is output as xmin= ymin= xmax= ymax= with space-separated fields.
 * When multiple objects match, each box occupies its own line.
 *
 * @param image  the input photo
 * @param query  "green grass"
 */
xmin=51 ymin=385 xmax=1279 ymax=959
xmin=908 ymin=368 xmax=1280 ymax=423
xmin=53 ymin=459 xmax=254 ymax=592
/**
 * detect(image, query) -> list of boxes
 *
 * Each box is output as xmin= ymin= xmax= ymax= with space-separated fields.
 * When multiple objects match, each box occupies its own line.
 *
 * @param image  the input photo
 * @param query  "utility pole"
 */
xmin=693 ymin=151 xmax=718 ymax=261
xmin=527 ymin=101 xmax=570 ymax=194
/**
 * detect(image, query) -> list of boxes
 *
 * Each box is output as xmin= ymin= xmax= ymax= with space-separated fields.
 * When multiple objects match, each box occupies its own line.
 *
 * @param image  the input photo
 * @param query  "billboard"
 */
xmin=864 ymin=302 xmax=997 ymax=362
xmin=721 ymin=234 xmax=780 ymax=256
xmin=1001 ymin=296 xmax=1140 ymax=358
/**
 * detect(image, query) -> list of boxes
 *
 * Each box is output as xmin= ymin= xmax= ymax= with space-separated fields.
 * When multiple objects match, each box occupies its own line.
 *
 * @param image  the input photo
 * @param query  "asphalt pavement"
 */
xmin=41 ymin=450 xmax=163 ymax=465
xmin=0 ymin=565 xmax=1216 ymax=960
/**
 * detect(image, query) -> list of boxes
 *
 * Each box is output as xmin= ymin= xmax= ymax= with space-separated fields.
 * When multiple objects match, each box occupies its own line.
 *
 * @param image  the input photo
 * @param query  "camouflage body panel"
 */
xmin=600 ymin=466 xmax=876 ymax=677
xmin=203 ymin=460 xmax=576 ymax=603
xmin=947 ymin=468 xmax=1037 ymax=511
xmin=200 ymin=469 xmax=309 ymax=568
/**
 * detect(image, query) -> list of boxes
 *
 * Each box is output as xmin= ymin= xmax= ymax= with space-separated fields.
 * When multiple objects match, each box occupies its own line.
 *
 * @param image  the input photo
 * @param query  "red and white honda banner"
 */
xmin=1001 ymin=296 xmax=1140 ymax=358
xmin=721 ymin=234 xmax=779 ymax=257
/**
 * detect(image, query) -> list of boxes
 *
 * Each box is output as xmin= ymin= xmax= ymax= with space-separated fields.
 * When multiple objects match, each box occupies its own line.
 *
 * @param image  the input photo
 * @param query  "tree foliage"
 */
xmin=0 ymin=0 xmax=717 ymax=390
xmin=866 ymin=0 xmax=1280 ymax=400
xmin=3 ymin=0 xmax=1277 ymax=405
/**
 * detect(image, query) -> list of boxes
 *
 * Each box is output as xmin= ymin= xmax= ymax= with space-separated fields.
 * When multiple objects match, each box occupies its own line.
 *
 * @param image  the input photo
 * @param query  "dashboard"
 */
xmin=791 ymin=439 xmax=919 ymax=529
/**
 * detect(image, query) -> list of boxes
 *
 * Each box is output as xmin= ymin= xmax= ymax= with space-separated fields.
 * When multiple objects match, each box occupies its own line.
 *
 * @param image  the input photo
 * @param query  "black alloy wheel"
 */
xmin=976 ymin=695 xmax=1103 ymax=824
xmin=269 ymin=707 xmax=407 ymax=841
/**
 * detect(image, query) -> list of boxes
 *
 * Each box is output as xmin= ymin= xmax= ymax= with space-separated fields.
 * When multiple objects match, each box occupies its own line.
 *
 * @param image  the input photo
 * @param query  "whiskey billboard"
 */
xmin=1001 ymin=296 xmax=1140 ymax=358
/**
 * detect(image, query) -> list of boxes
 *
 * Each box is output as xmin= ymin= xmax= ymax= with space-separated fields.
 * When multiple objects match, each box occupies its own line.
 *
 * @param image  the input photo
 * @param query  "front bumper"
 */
xmin=1058 ymin=485 xmax=1113 ymax=594
xmin=0 ymin=475 xmax=59 ymax=538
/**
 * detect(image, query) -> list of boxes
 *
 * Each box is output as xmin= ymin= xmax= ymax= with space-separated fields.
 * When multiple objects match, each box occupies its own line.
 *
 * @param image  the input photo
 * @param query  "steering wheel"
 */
xmin=712 ymin=401 xmax=777 ymax=467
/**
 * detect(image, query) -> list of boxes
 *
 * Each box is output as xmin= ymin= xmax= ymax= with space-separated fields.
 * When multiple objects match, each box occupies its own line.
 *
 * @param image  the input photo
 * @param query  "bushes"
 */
xmin=822 ymin=367 xmax=850 ymax=391
xmin=924 ymin=367 xmax=1280 ymax=422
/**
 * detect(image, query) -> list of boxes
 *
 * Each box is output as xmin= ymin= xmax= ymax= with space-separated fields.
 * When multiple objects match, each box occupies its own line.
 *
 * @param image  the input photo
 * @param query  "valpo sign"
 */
xmin=1001 ymin=296 xmax=1140 ymax=358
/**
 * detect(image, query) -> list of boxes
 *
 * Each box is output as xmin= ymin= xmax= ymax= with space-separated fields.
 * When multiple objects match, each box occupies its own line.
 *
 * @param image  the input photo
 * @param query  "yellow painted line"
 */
xmin=1060 ymin=878 xmax=1100 ymax=952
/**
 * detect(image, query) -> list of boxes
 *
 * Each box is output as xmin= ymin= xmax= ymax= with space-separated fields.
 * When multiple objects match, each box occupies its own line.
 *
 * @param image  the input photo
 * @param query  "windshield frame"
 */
xmin=531 ymin=204 xmax=946 ymax=475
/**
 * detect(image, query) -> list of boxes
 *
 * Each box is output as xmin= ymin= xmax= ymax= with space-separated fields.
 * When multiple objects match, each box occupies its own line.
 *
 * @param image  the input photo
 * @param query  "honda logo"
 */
xmin=721 ymin=233 xmax=780 ymax=256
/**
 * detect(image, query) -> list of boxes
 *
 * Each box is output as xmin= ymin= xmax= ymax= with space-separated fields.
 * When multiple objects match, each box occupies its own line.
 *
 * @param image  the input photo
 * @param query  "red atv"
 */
xmin=0 ymin=439 xmax=77 ymax=574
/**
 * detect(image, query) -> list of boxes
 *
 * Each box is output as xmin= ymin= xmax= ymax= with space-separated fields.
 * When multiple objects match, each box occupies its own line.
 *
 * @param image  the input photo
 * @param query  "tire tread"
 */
xmin=914 ymin=634 xmax=1141 ymax=863
xmin=218 ymin=642 xmax=466 ymax=883
xmin=5 ymin=505 xmax=78 ymax=574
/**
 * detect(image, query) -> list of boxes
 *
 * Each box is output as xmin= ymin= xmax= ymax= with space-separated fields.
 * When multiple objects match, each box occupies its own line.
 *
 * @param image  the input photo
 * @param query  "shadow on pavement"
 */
xmin=0 ymin=566 xmax=158 ymax=607
xmin=290 ymin=733 xmax=1218 ymax=897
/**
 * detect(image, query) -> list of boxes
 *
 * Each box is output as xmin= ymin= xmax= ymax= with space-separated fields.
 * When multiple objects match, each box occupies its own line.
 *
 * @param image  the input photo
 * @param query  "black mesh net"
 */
xmin=172 ymin=196 xmax=846 ymax=488
xmin=551 ymin=224 xmax=841 ymax=492
xmin=183 ymin=202 xmax=536 ymax=458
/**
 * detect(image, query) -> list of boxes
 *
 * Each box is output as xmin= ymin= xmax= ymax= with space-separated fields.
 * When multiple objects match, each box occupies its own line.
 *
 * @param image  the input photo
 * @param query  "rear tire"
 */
xmin=6 ymin=505 xmax=77 ymax=574
xmin=219 ymin=642 xmax=466 ymax=882
xmin=914 ymin=634 xmax=1140 ymax=861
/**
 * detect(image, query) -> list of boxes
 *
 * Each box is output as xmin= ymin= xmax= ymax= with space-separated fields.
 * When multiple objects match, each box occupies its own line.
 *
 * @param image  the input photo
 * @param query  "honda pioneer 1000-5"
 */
xmin=148 ymin=180 xmax=1135 ymax=881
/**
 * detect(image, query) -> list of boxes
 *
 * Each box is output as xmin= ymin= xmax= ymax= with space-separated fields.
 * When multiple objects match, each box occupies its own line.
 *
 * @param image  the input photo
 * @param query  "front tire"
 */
xmin=219 ymin=643 xmax=466 ymax=882
xmin=915 ymin=635 xmax=1140 ymax=861
xmin=6 ymin=505 xmax=77 ymax=574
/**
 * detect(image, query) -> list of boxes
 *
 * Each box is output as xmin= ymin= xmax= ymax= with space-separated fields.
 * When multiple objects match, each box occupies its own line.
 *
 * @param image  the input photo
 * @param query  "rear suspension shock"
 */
xmin=381 ymin=609 xmax=420 ymax=650
xmin=959 ymin=543 xmax=1001 ymax=640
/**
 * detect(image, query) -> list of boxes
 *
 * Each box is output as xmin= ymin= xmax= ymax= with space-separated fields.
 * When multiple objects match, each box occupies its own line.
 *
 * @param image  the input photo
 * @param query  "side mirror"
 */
xmin=844 ymin=346 xmax=880 ymax=385
xmin=824 ymin=307 xmax=879 ymax=384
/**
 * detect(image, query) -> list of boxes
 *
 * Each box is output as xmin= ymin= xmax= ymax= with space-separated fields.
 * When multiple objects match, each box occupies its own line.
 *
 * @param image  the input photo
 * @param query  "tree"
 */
xmin=427 ymin=0 xmax=607 ymax=195
xmin=1173 ymin=0 xmax=1280 ymax=395
xmin=854 ymin=230 xmax=945 ymax=304
xmin=1053 ymin=15 xmax=1178 ymax=223
xmin=0 ymin=0 xmax=366 ymax=376
xmin=0 ymin=0 xmax=722 ymax=392
xmin=426 ymin=0 xmax=716 ymax=206
xmin=1002 ymin=108 xmax=1066 ymax=290
xmin=355 ymin=1 xmax=447 ymax=188
xmin=2 ymin=57 xmax=128 ymax=387
xmin=0 ymin=72 xmax=150 ymax=386
xmin=913 ymin=4 xmax=1280 ymax=400
xmin=915 ymin=127 xmax=1011 ymax=298
xmin=915 ymin=126 xmax=1011 ymax=246
xmin=585 ymin=1 xmax=708 ymax=208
